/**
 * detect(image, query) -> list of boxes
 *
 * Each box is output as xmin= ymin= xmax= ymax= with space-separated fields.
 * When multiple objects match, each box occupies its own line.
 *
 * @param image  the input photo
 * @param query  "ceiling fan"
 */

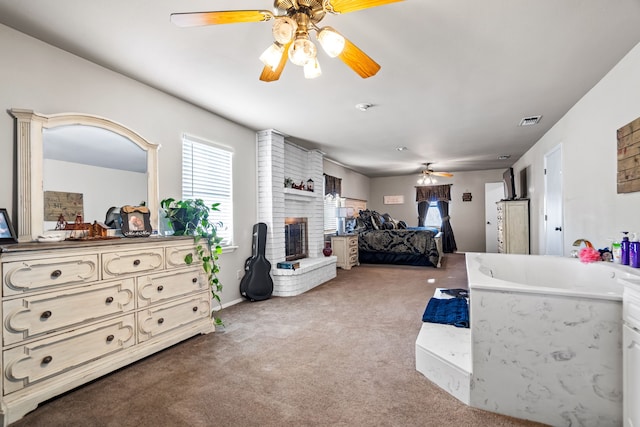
xmin=417 ymin=163 xmax=453 ymax=185
xmin=170 ymin=0 xmax=404 ymax=82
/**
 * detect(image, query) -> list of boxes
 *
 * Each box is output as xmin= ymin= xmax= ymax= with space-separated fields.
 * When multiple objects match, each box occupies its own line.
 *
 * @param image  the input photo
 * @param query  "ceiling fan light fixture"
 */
xmin=304 ymin=57 xmax=322 ymax=79
xmin=288 ymin=35 xmax=317 ymax=66
xmin=272 ymin=17 xmax=297 ymax=44
xmin=259 ymin=42 xmax=284 ymax=71
xmin=317 ymin=27 xmax=345 ymax=58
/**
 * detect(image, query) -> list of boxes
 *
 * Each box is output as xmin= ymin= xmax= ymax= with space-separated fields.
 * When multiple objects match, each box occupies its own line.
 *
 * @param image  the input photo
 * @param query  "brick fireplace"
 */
xmin=257 ymin=129 xmax=336 ymax=296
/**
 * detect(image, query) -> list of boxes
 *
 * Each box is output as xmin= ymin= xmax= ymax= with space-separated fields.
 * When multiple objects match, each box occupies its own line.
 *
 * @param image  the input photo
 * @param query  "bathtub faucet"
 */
xmin=572 ymin=239 xmax=594 ymax=248
xmin=571 ymin=239 xmax=594 ymax=257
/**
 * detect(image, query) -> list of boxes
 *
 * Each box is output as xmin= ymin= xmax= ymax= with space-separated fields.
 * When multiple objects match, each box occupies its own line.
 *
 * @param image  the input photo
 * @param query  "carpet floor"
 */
xmin=11 ymin=253 xmax=546 ymax=427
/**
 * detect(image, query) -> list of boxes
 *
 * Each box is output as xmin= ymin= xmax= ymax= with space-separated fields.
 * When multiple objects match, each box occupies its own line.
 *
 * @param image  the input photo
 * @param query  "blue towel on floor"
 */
xmin=422 ymin=297 xmax=470 ymax=328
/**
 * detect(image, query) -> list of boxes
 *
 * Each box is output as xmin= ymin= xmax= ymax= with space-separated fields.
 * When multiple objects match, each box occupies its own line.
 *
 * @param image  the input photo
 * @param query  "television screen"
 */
xmin=503 ymin=167 xmax=516 ymax=200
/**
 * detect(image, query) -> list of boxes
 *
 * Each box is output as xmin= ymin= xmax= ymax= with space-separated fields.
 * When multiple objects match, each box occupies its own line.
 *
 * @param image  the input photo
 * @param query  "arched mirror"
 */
xmin=10 ymin=109 xmax=159 ymax=242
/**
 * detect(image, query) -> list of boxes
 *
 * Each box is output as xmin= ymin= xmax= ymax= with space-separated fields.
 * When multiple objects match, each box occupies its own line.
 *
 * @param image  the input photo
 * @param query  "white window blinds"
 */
xmin=182 ymin=134 xmax=234 ymax=246
xmin=324 ymin=194 xmax=339 ymax=233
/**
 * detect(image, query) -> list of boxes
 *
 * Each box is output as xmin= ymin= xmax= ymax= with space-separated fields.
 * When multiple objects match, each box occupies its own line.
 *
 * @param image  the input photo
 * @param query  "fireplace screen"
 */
xmin=285 ymin=217 xmax=308 ymax=261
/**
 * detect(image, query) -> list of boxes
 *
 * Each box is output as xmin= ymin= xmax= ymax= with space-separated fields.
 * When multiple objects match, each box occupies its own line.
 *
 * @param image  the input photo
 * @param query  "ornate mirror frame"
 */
xmin=10 ymin=109 xmax=159 ymax=242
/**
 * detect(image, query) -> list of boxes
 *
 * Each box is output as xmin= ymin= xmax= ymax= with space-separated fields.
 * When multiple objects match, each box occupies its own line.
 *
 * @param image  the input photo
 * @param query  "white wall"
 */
xmin=513 ymin=40 xmax=640 ymax=255
xmin=0 ymin=24 xmax=257 ymax=306
xmin=369 ymin=170 xmax=504 ymax=252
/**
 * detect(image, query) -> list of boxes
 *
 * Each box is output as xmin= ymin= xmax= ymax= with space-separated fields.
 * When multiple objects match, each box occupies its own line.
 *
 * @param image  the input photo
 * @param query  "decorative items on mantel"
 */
xmin=284 ymin=177 xmax=314 ymax=192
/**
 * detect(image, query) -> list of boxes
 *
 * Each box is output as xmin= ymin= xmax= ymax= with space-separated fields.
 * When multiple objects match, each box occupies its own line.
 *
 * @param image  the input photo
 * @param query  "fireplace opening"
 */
xmin=285 ymin=217 xmax=308 ymax=261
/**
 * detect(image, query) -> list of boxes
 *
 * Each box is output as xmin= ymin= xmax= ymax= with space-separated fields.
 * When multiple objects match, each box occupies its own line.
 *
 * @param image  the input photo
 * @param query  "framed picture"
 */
xmin=0 ymin=209 xmax=18 ymax=243
xmin=120 ymin=205 xmax=152 ymax=237
xmin=383 ymin=195 xmax=404 ymax=205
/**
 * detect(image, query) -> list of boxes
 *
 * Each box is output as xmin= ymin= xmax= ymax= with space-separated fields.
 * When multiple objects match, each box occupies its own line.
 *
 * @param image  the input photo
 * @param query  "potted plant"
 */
xmin=160 ymin=198 xmax=224 ymax=327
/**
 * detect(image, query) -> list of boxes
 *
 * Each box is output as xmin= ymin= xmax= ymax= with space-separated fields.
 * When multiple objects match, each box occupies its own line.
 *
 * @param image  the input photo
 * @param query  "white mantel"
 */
xmin=257 ymin=130 xmax=336 ymax=296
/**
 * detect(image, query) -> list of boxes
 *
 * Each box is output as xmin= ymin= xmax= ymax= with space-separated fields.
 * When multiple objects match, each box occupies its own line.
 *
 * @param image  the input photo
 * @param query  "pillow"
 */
xmin=397 ymin=220 xmax=407 ymax=229
xmin=382 ymin=213 xmax=398 ymax=229
xmin=358 ymin=210 xmax=374 ymax=230
xmin=353 ymin=217 xmax=368 ymax=232
xmin=370 ymin=211 xmax=384 ymax=230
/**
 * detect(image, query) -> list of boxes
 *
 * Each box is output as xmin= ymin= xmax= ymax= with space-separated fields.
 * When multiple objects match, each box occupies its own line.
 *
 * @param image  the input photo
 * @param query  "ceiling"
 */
xmin=2 ymin=0 xmax=640 ymax=177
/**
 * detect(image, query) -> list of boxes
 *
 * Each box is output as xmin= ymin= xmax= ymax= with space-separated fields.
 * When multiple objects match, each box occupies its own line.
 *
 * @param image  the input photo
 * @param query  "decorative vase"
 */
xmin=323 ymin=241 xmax=333 ymax=257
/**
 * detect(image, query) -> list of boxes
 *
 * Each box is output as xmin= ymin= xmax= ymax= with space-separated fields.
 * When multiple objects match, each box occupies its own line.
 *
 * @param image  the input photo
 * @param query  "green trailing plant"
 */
xmin=160 ymin=198 xmax=224 ymax=326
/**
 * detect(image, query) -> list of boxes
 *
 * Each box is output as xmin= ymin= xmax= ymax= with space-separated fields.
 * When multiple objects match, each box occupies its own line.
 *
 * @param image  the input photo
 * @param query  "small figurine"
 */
xmin=55 ymin=214 xmax=67 ymax=230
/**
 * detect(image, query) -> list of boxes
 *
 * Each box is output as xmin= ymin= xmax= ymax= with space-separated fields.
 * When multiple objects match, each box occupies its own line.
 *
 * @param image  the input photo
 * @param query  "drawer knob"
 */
xmin=133 ymin=259 xmax=141 ymax=266
xmin=105 ymin=296 xmax=114 ymax=304
xmin=157 ymin=317 xmax=164 ymax=324
xmin=40 ymin=310 xmax=52 ymax=319
xmin=106 ymin=334 xmax=115 ymax=342
xmin=157 ymin=285 xmax=164 ymax=292
xmin=42 ymin=356 xmax=53 ymax=364
xmin=51 ymin=270 xmax=62 ymax=279
xmin=192 ymin=306 xmax=198 ymax=312
xmin=192 ymin=277 xmax=198 ymax=283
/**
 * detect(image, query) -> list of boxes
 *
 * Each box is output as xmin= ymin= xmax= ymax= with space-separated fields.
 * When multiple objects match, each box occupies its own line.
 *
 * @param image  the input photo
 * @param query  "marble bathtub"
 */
xmin=466 ymin=252 xmax=639 ymax=426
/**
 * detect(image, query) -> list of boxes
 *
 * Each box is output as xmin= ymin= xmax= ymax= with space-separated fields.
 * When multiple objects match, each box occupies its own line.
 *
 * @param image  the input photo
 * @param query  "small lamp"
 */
xmin=306 ymin=178 xmax=314 ymax=192
xmin=336 ymin=207 xmax=349 ymax=235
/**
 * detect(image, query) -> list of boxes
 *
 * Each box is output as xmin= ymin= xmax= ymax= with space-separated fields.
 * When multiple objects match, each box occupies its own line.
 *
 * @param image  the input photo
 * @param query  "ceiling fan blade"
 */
xmin=338 ymin=37 xmax=381 ymax=78
xmin=260 ymin=42 xmax=291 ymax=82
xmin=170 ymin=10 xmax=273 ymax=27
xmin=327 ymin=0 xmax=404 ymax=14
xmin=431 ymin=172 xmax=454 ymax=178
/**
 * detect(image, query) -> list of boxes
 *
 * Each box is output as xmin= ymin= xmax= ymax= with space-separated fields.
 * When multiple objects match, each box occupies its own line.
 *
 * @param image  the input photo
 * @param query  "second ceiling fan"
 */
xmin=170 ymin=0 xmax=404 ymax=82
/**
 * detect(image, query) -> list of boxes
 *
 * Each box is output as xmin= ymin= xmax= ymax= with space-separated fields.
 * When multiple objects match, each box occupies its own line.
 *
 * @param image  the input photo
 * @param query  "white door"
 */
xmin=544 ymin=145 xmax=564 ymax=255
xmin=485 ymin=182 xmax=504 ymax=253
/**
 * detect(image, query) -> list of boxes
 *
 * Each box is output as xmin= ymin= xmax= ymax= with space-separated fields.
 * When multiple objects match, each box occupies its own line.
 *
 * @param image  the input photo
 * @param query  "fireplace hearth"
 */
xmin=285 ymin=217 xmax=308 ymax=261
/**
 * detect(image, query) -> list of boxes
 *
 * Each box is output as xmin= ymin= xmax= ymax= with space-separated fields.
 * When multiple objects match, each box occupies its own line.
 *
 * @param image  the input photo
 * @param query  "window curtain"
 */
xmin=437 ymin=200 xmax=457 ymax=253
xmin=417 ymin=201 xmax=429 ymax=227
xmin=324 ymin=174 xmax=342 ymax=196
xmin=416 ymin=185 xmax=457 ymax=253
xmin=415 ymin=185 xmax=451 ymax=202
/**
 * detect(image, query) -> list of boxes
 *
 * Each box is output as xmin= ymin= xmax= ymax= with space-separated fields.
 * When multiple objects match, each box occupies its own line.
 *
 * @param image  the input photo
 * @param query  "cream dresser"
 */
xmin=496 ymin=200 xmax=530 ymax=254
xmin=0 ymin=236 xmax=213 ymax=426
xmin=331 ymin=235 xmax=359 ymax=270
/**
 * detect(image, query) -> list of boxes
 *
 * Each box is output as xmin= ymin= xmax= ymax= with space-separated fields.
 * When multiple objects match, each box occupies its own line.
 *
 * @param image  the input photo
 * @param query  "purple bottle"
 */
xmin=621 ymin=232 xmax=630 ymax=265
xmin=631 ymin=234 xmax=640 ymax=268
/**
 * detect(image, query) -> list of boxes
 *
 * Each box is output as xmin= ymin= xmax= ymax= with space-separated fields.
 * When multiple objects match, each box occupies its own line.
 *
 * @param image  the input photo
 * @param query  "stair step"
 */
xmin=415 ymin=322 xmax=471 ymax=404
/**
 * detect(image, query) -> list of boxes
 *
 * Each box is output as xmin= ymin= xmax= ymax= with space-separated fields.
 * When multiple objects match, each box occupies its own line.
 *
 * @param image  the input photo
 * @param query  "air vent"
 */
xmin=519 ymin=115 xmax=542 ymax=126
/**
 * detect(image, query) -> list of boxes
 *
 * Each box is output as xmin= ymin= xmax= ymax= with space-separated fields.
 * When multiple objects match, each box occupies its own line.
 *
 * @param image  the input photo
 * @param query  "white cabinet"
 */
xmin=0 ymin=237 xmax=213 ymax=426
xmin=331 ymin=235 xmax=359 ymax=270
xmin=623 ymin=282 xmax=640 ymax=427
xmin=496 ymin=200 xmax=530 ymax=254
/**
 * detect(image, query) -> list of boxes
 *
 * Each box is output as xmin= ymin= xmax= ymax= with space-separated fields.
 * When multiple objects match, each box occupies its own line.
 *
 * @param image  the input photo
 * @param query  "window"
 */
xmin=182 ymin=134 xmax=233 ymax=246
xmin=324 ymin=194 xmax=339 ymax=233
xmin=425 ymin=201 xmax=442 ymax=227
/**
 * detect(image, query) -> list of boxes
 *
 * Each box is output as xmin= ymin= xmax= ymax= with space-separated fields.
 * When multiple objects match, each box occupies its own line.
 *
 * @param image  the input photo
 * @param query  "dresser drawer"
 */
xmin=348 ymin=236 xmax=358 ymax=247
xmin=102 ymin=248 xmax=164 ymax=278
xmin=165 ymin=244 xmax=201 ymax=268
xmin=349 ymin=254 xmax=358 ymax=265
xmin=138 ymin=294 xmax=210 ymax=342
xmin=348 ymin=245 xmax=358 ymax=256
xmin=137 ymin=269 xmax=207 ymax=307
xmin=3 ymin=278 xmax=135 ymax=346
xmin=3 ymin=314 xmax=135 ymax=394
xmin=3 ymin=255 xmax=99 ymax=296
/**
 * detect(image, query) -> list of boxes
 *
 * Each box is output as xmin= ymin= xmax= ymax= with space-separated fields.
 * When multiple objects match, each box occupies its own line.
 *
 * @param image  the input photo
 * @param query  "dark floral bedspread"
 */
xmin=358 ymin=229 xmax=439 ymax=266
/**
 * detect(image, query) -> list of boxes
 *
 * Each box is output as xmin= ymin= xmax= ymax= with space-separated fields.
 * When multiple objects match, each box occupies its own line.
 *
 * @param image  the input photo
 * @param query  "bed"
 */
xmin=355 ymin=212 xmax=442 ymax=268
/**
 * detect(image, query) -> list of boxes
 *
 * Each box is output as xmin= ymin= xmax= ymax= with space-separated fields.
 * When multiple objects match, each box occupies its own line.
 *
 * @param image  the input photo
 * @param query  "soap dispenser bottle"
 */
xmin=621 ymin=232 xmax=630 ymax=265
xmin=630 ymin=233 xmax=640 ymax=268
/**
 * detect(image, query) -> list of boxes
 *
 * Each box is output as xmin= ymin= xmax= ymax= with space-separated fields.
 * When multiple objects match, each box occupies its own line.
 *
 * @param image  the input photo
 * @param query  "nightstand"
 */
xmin=331 ymin=234 xmax=359 ymax=270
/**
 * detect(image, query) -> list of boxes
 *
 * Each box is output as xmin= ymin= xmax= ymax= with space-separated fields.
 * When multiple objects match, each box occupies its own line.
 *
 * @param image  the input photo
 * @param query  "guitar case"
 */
xmin=239 ymin=222 xmax=274 ymax=301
